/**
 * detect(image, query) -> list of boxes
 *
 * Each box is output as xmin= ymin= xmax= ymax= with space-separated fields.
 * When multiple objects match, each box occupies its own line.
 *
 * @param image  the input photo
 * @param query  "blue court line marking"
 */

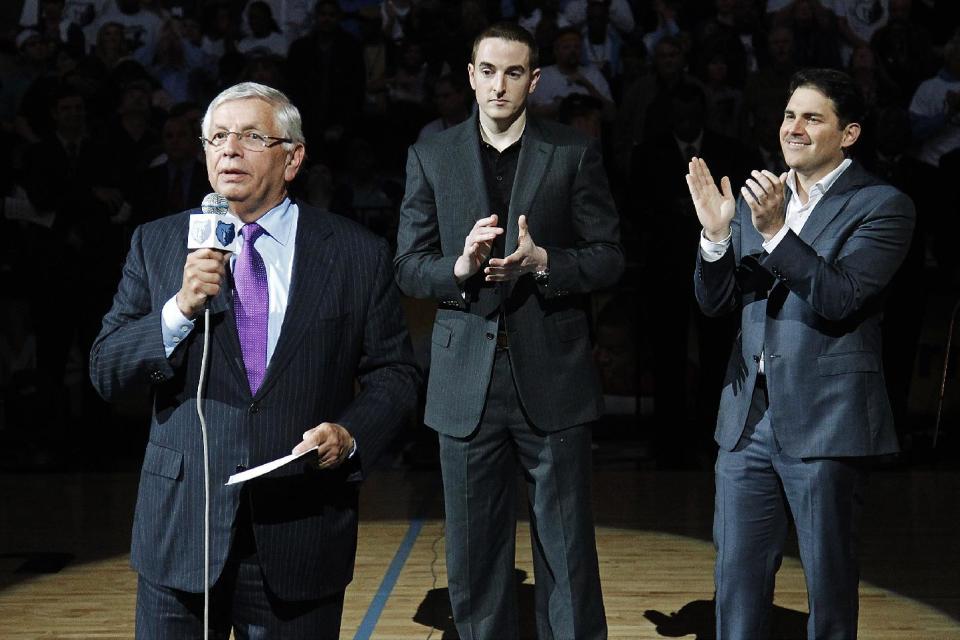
xmin=353 ymin=518 xmax=425 ymax=640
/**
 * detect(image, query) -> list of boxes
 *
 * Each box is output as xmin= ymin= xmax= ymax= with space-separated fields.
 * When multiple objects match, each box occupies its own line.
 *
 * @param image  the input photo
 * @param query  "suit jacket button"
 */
xmin=485 ymin=332 xmax=495 ymax=340
xmin=236 ymin=464 xmax=246 ymax=472
xmin=248 ymin=402 xmax=259 ymax=415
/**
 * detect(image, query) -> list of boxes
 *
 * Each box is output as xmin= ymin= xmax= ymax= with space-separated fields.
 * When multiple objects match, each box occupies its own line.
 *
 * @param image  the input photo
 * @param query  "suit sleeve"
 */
xmin=89 ymin=225 xmax=178 ymax=402
xmin=539 ymin=140 xmax=625 ymax=297
xmin=759 ymin=190 xmax=915 ymax=322
xmin=694 ymin=201 xmax=744 ymax=318
xmin=394 ymin=145 xmax=467 ymax=307
xmin=337 ymin=239 xmax=421 ymax=479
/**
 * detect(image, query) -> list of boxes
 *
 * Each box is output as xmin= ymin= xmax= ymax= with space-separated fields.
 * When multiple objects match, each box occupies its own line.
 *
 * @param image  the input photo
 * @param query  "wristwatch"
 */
xmin=534 ymin=267 xmax=550 ymax=285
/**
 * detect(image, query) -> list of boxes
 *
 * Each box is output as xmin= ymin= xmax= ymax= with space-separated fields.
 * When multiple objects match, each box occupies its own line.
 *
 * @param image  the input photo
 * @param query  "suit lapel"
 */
xmin=798 ymin=161 xmax=870 ymax=247
xmin=253 ymin=203 xmax=335 ymax=400
xmin=450 ymin=116 xmax=491 ymax=227
xmin=505 ymin=118 xmax=553 ymax=256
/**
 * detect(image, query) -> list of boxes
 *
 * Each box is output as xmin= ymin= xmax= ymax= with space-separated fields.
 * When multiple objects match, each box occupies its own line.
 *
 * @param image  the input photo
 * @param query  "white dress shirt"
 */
xmin=698 ymin=159 xmax=852 ymax=373
xmin=162 ymin=198 xmax=299 ymax=361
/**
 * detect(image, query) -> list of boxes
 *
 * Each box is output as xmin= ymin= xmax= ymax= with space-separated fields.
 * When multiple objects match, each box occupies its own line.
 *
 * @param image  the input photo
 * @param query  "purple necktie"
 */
xmin=234 ymin=223 xmax=268 ymax=394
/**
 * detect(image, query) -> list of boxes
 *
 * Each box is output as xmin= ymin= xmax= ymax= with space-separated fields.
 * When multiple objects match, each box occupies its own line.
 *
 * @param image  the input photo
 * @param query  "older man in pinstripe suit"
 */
xmin=90 ymin=82 xmax=419 ymax=638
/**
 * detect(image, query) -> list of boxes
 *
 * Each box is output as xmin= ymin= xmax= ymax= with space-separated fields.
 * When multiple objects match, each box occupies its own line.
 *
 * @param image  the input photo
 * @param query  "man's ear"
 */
xmin=841 ymin=122 xmax=861 ymax=150
xmin=467 ymin=63 xmax=476 ymax=91
xmin=284 ymin=144 xmax=306 ymax=182
xmin=528 ymin=68 xmax=541 ymax=95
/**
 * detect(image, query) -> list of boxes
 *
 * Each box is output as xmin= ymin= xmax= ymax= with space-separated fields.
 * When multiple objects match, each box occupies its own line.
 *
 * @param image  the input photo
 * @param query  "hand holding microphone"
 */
xmin=178 ymin=193 xmax=239 ymax=318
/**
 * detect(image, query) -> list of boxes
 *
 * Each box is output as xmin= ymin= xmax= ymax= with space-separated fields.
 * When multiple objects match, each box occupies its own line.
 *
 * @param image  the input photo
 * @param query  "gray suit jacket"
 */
xmin=694 ymin=161 xmax=915 ymax=458
xmin=90 ymin=202 xmax=419 ymax=600
xmin=395 ymin=114 xmax=623 ymax=437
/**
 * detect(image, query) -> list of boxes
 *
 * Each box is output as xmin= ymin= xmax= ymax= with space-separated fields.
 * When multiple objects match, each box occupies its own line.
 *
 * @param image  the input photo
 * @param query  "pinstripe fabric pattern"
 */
xmin=91 ymin=202 xmax=420 ymax=601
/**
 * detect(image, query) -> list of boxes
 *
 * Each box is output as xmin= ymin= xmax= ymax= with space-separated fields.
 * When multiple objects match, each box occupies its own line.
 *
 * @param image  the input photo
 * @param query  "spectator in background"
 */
xmin=741 ymin=26 xmax=797 ymax=156
xmin=871 ymin=0 xmax=936 ymax=103
xmin=776 ymin=0 xmax=842 ymax=69
xmin=630 ymin=82 xmax=755 ymax=468
xmin=91 ymin=0 xmax=163 ymax=56
xmin=557 ymin=91 xmax=604 ymax=139
xmin=615 ymin=35 xmax=696 ymax=176
xmin=529 ymin=27 xmax=614 ymax=119
xmin=286 ymin=0 xmax=366 ymax=149
xmin=834 ymin=0 xmax=890 ymax=64
xmin=908 ymin=30 xmax=960 ymax=270
xmin=358 ymin=5 xmax=389 ymax=116
xmin=693 ymin=0 xmax=750 ymax=89
xmin=131 ymin=109 xmax=207 ymax=223
xmin=200 ymin=0 xmax=241 ymax=59
xmin=908 ymin=30 xmax=960 ymax=169
xmin=238 ymin=1 xmax=289 ymax=56
xmin=34 ymin=0 xmax=87 ymax=59
xmin=381 ymin=0 xmax=413 ymax=44
xmin=562 ymin=0 xmax=634 ymax=37
xmin=847 ymin=43 xmax=901 ymax=160
xmin=516 ymin=0 xmax=565 ymax=67
xmin=241 ymin=51 xmax=286 ymax=88
xmin=4 ymin=29 xmax=57 ymax=142
xmin=387 ymin=38 xmax=431 ymax=106
xmin=641 ymin=0 xmax=681 ymax=56
xmin=581 ymin=0 xmax=623 ymax=81
xmin=136 ymin=18 xmax=210 ymax=106
xmin=417 ymin=74 xmax=471 ymax=141
xmin=697 ymin=47 xmax=743 ymax=138
xmin=243 ymin=0 xmax=318 ymax=49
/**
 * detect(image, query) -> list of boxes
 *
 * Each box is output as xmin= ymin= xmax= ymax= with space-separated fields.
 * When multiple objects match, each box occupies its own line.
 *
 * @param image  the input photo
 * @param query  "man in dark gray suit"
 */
xmin=687 ymin=68 xmax=915 ymax=639
xmin=90 ymin=82 xmax=419 ymax=638
xmin=395 ymin=22 xmax=622 ymax=640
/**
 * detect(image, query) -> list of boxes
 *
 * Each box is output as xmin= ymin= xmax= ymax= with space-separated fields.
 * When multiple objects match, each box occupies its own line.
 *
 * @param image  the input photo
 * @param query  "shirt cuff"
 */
xmin=699 ymin=229 xmax=731 ymax=263
xmin=346 ymin=438 xmax=358 ymax=459
xmin=161 ymin=295 xmax=195 ymax=358
xmin=761 ymin=225 xmax=791 ymax=254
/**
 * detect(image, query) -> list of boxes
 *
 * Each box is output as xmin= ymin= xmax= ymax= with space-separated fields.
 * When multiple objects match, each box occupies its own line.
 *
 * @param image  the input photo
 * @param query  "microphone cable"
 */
xmin=196 ymin=305 xmax=213 ymax=640
xmin=193 ymin=191 xmax=230 ymax=640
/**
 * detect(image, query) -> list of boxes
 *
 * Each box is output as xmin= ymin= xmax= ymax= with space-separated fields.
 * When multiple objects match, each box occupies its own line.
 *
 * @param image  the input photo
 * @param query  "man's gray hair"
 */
xmin=202 ymin=82 xmax=305 ymax=147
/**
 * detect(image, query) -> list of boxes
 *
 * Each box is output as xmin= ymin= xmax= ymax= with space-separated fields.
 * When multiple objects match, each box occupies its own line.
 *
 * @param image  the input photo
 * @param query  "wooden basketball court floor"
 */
xmin=1 ymin=467 xmax=958 ymax=638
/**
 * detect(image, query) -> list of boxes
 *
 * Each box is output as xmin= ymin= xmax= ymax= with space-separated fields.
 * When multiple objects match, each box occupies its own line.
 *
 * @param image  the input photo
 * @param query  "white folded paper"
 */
xmin=225 ymin=446 xmax=318 ymax=485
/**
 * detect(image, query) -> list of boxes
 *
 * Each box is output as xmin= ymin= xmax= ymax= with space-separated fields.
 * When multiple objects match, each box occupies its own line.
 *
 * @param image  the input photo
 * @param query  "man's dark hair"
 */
xmin=471 ymin=21 xmax=539 ymax=70
xmin=788 ymin=68 xmax=865 ymax=128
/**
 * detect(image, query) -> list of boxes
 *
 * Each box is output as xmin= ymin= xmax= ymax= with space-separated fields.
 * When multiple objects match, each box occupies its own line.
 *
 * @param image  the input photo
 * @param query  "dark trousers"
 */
xmin=714 ymin=381 xmax=864 ymax=640
xmin=438 ymin=349 xmax=607 ymax=640
xmin=135 ymin=517 xmax=345 ymax=639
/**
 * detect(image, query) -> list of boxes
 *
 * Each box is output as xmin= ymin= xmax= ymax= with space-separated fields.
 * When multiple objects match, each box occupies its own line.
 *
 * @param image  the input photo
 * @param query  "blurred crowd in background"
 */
xmin=1 ymin=0 xmax=958 ymax=470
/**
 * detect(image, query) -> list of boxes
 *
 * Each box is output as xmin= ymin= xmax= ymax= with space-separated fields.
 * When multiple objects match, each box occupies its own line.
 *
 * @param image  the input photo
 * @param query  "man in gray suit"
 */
xmin=687 ymin=68 xmax=915 ymax=639
xmin=395 ymin=22 xmax=622 ymax=640
xmin=91 ymin=82 xmax=419 ymax=638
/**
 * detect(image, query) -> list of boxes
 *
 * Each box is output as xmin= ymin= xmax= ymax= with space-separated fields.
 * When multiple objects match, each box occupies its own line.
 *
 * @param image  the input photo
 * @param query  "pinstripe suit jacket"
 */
xmin=694 ymin=161 xmax=914 ymax=458
xmin=90 ymin=202 xmax=419 ymax=600
xmin=395 ymin=115 xmax=623 ymax=436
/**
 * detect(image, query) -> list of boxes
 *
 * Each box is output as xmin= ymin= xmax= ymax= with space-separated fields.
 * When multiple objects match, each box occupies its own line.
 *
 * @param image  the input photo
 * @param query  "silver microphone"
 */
xmin=189 ymin=193 xmax=239 ymax=251
xmin=200 ymin=192 xmax=229 ymax=216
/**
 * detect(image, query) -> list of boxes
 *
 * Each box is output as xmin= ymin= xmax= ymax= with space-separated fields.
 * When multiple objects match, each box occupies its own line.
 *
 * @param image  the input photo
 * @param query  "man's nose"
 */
xmin=492 ymin=73 xmax=506 ymax=94
xmin=222 ymin=132 xmax=244 ymax=155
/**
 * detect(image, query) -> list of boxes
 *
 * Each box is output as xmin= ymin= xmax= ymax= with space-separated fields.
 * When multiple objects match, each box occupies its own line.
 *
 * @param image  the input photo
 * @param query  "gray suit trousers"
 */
xmin=714 ymin=383 xmax=864 ymax=640
xmin=439 ymin=350 xmax=606 ymax=640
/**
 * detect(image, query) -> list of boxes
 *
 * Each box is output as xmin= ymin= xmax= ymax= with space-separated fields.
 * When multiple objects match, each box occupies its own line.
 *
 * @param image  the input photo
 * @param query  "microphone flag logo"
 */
xmin=191 ymin=218 xmax=212 ymax=245
xmin=216 ymin=220 xmax=236 ymax=247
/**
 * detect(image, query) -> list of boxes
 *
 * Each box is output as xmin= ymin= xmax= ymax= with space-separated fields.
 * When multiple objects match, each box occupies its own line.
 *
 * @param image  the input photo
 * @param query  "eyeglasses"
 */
xmin=200 ymin=130 xmax=293 ymax=151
